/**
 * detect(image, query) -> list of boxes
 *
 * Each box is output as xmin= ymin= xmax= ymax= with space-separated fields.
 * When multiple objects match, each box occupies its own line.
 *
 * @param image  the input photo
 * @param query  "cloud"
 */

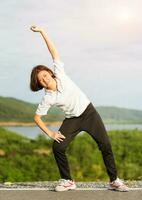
xmin=0 ymin=76 xmax=9 ymax=80
xmin=0 ymin=0 xmax=142 ymax=109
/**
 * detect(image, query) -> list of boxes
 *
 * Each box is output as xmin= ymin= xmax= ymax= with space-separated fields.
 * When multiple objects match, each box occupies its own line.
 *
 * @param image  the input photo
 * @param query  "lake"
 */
xmin=1 ymin=124 xmax=142 ymax=139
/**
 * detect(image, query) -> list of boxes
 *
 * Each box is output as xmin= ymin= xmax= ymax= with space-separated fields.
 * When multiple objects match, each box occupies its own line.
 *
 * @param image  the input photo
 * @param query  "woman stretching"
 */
xmin=30 ymin=25 xmax=129 ymax=192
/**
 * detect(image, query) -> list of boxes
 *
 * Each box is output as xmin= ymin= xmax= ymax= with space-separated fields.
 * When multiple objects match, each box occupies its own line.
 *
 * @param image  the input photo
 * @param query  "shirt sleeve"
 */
xmin=35 ymin=96 xmax=51 ymax=116
xmin=53 ymin=59 xmax=65 ymax=75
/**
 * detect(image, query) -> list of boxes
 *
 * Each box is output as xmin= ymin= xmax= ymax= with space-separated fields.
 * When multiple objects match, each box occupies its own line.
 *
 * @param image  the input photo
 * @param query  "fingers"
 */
xmin=55 ymin=137 xmax=63 ymax=143
xmin=30 ymin=25 xmax=36 ymax=30
xmin=30 ymin=25 xmax=38 ymax=32
xmin=55 ymin=131 xmax=66 ymax=143
xmin=56 ymin=136 xmax=64 ymax=143
xmin=58 ymin=131 xmax=66 ymax=138
xmin=55 ymin=138 xmax=63 ymax=143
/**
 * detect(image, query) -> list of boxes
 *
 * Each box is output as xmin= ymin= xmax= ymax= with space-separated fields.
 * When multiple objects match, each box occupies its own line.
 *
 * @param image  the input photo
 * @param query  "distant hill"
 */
xmin=97 ymin=106 xmax=142 ymax=124
xmin=0 ymin=96 xmax=142 ymax=124
xmin=0 ymin=96 xmax=64 ymax=123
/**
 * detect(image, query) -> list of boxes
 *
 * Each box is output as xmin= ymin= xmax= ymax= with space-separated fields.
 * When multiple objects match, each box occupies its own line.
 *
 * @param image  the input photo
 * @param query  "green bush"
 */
xmin=0 ymin=127 xmax=141 ymax=182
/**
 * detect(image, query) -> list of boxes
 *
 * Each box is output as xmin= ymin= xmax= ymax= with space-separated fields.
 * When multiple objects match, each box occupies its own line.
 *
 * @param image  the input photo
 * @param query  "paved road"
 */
xmin=0 ymin=190 xmax=141 ymax=200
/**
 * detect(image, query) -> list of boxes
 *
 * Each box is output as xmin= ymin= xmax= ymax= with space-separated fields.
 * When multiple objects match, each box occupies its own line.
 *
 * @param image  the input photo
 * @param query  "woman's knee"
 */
xmin=98 ymin=140 xmax=112 ymax=153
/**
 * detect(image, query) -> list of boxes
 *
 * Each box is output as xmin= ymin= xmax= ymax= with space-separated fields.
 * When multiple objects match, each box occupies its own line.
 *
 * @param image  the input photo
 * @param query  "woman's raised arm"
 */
xmin=30 ymin=25 xmax=60 ymax=61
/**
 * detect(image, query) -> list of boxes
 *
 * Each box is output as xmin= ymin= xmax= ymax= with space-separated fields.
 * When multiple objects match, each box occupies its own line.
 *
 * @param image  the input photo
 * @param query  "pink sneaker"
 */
xmin=55 ymin=179 xmax=77 ymax=192
xmin=108 ymin=177 xmax=129 ymax=192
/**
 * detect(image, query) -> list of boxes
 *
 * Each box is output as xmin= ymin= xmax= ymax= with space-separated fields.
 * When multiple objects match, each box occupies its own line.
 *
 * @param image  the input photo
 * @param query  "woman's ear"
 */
xmin=50 ymin=72 xmax=55 ymax=78
xmin=50 ymin=72 xmax=53 ymax=77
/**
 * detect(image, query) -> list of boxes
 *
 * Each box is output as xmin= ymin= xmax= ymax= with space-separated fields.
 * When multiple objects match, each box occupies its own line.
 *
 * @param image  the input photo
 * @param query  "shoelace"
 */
xmin=58 ymin=179 xmax=69 ymax=185
xmin=113 ymin=178 xmax=124 ymax=186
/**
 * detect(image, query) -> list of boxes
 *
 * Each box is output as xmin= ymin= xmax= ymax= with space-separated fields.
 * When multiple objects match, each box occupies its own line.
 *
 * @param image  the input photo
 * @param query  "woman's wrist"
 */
xmin=47 ymin=130 xmax=53 ymax=137
xmin=40 ymin=29 xmax=46 ymax=34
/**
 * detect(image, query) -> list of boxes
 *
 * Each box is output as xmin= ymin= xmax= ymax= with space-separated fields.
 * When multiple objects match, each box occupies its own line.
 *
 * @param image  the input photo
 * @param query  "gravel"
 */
xmin=0 ymin=180 xmax=142 ymax=190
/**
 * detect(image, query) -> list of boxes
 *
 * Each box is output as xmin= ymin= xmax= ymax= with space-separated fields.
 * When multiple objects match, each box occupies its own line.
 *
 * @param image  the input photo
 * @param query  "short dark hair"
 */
xmin=30 ymin=65 xmax=56 ymax=92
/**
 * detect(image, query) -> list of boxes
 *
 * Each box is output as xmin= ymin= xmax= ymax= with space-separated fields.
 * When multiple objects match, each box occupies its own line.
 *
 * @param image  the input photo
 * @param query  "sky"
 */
xmin=0 ymin=0 xmax=142 ymax=110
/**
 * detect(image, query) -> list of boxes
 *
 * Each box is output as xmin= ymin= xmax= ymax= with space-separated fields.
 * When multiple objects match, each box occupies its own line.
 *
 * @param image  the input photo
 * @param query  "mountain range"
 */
xmin=0 ymin=96 xmax=142 ymax=124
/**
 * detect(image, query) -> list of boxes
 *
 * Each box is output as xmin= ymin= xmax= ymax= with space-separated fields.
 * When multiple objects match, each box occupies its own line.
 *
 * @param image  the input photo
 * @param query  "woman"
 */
xmin=30 ymin=25 xmax=129 ymax=192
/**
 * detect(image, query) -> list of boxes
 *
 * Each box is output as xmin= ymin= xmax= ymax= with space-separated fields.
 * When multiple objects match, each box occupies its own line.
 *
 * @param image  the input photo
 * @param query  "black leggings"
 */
xmin=52 ymin=102 xmax=117 ymax=182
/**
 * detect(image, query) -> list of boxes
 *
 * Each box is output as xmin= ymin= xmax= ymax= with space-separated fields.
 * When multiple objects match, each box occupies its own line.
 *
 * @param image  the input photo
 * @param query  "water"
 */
xmin=1 ymin=124 xmax=142 ymax=139
xmin=1 ymin=125 xmax=59 ymax=139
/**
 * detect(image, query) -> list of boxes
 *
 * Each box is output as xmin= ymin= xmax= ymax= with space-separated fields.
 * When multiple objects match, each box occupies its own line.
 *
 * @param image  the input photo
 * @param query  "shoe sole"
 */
xmin=55 ymin=185 xmax=77 ymax=192
xmin=108 ymin=187 xmax=129 ymax=192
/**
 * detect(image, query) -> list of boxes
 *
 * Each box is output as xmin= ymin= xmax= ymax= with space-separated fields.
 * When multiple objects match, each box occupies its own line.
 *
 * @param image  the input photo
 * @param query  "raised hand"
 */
xmin=30 ymin=25 xmax=43 ymax=33
xmin=30 ymin=24 xmax=60 ymax=61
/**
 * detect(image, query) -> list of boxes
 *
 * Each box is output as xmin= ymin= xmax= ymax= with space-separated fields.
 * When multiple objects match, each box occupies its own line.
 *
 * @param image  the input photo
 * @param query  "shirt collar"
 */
xmin=44 ymin=77 xmax=63 ymax=94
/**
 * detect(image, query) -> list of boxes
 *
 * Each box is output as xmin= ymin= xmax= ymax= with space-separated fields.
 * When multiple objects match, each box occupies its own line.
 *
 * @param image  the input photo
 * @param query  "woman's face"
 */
xmin=37 ymin=70 xmax=54 ymax=88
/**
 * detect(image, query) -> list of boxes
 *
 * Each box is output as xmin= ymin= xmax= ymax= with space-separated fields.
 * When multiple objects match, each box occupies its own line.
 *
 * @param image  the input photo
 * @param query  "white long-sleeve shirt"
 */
xmin=35 ymin=60 xmax=91 ymax=118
